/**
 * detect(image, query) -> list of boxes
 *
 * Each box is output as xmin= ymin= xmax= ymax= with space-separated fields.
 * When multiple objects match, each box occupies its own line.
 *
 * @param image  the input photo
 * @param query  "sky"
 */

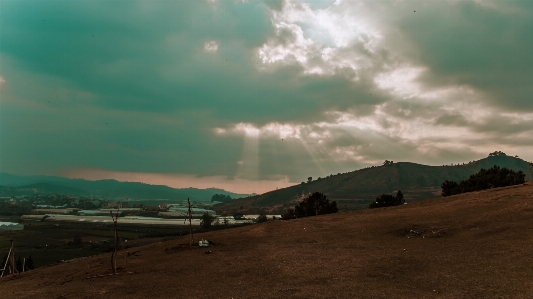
xmin=1 ymin=0 xmax=532 ymax=194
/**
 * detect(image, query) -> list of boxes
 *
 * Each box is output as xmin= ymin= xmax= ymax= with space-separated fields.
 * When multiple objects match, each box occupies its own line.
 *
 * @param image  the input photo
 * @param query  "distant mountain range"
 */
xmin=214 ymin=155 xmax=533 ymax=213
xmin=0 ymin=173 xmax=248 ymax=202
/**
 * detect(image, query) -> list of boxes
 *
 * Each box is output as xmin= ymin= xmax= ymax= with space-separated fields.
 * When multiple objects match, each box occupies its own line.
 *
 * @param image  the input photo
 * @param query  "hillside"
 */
xmin=2 ymin=182 xmax=533 ymax=298
xmin=0 ymin=183 xmax=88 ymax=197
xmin=215 ymin=155 xmax=532 ymax=213
xmin=0 ymin=173 xmax=247 ymax=201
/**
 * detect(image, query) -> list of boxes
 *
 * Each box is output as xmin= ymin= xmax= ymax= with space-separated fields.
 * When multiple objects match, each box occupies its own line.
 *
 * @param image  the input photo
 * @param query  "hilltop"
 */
xmin=2 ymin=182 xmax=532 ymax=298
xmin=215 ymin=155 xmax=532 ymax=214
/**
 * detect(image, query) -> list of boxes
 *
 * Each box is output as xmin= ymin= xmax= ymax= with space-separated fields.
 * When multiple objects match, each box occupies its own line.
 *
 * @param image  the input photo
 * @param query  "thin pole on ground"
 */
xmin=1 ymin=238 xmax=13 ymax=277
xmin=1 ymin=231 xmax=17 ymax=277
xmin=110 ymin=207 xmax=120 ymax=274
xmin=188 ymin=198 xmax=193 ymax=248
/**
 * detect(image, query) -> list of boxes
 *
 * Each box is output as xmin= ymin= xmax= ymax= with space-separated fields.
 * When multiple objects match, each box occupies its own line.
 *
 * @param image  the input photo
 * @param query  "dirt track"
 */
xmin=2 ymin=182 xmax=533 ymax=298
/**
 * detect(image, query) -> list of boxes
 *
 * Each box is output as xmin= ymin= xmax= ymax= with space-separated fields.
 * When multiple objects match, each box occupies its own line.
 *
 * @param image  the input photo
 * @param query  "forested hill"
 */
xmin=0 ymin=174 xmax=247 ymax=201
xmin=214 ymin=155 xmax=532 ymax=213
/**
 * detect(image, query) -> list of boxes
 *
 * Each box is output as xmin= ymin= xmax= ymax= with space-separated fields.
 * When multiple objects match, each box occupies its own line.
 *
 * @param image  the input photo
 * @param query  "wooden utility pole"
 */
xmin=1 ymin=232 xmax=17 ymax=277
xmin=110 ymin=207 xmax=120 ymax=274
xmin=188 ymin=198 xmax=193 ymax=248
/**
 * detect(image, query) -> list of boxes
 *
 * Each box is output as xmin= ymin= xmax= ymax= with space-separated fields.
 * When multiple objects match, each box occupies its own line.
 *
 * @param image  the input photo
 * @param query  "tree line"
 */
xmin=441 ymin=165 xmax=525 ymax=197
xmin=211 ymin=194 xmax=232 ymax=203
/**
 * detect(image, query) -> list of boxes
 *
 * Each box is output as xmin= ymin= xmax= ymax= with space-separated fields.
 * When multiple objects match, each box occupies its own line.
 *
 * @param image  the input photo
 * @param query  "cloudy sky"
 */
xmin=1 ymin=0 xmax=532 ymax=194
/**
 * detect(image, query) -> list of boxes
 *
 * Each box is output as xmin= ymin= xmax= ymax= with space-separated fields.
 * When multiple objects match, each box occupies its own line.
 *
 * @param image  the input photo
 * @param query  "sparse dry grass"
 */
xmin=2 ymin=182 xmax=533 ymax=298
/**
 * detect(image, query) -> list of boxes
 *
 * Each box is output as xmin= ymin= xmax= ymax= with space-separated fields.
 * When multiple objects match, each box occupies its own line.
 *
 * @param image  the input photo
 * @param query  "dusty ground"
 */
xmin=2 ymin=182 xmax=533 ymax=298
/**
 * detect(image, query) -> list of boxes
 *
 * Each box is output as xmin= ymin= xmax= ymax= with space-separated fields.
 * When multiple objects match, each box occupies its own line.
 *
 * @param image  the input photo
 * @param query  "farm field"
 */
xmin=0 ymin=218 xmax=197 ymax=269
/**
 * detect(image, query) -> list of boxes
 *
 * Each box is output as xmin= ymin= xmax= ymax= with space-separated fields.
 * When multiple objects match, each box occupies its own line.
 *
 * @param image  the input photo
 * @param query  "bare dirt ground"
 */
xmin=2 ymin=182 xmax=533 ymax=298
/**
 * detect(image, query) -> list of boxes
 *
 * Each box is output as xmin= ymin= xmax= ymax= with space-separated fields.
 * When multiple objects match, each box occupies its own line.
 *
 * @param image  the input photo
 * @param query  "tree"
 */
xmin=200 ymin=212 xmax=215 ymax=229
xmin=307 ymin=177 xmax=313 ymax=183
xmin=294 ymin=192 xmax=338 ymax=217
xmin=281 ymin=209 xmax=295 ymax=220
xmin=369 ymin=190 xmax=405 ymax=209
xmin=441 ymin=180 xmax=459 ymax=197
xmin=396 ymin=190 xmax=404 ymax=203
xmin=488 ymin=151 xmax=507 ymax=157
xmin=383 ymin=160 xmax=394 ymax=166
xmin=256 ymin=212 xmax=268 ymax=223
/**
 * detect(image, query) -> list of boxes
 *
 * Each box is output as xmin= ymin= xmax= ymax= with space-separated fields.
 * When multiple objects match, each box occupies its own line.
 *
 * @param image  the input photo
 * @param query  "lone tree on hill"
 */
xmin=369 ymin=190 xmax=404 ymax=209
xmin=441 ymin=165 xmax=525 ymax=197
xmin=383 ymin=160 xmax=394 ymax=166
xmin=294 ymin=192 xmax=338 ymax=217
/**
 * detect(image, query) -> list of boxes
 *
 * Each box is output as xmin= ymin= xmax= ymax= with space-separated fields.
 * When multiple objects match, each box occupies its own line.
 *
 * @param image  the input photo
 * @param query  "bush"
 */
xmin=294 ymin=192 xmax=338 ymax=217
xmin=256 ymin=213 xmax=268 ymax=223
xmin=200 ymin=212 xmax=215 ymax=229
xmin=441 ymin=165 xmax=525 ymax=197
xmin=369 ymin=190 xmax=404 ymax=209
xmin=281 ymin=209 xmax=295 ymax=220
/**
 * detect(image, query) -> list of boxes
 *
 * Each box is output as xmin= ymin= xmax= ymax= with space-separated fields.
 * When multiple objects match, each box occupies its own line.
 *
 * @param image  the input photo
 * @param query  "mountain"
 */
xmin=0 ymin=183 xmax=88 ymax=196
xmin=0 ymin=173 xmax=247 ymax=201
xmin=214 ymin=155 xmax=532 ymax=213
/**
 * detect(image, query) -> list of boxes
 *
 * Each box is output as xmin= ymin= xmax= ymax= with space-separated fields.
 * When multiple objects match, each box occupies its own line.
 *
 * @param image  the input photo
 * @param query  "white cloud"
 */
xmin=257 ymin=0 xmax=381 ymax=77
xmin=204 ymin=40 xmax=219 ymax=52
